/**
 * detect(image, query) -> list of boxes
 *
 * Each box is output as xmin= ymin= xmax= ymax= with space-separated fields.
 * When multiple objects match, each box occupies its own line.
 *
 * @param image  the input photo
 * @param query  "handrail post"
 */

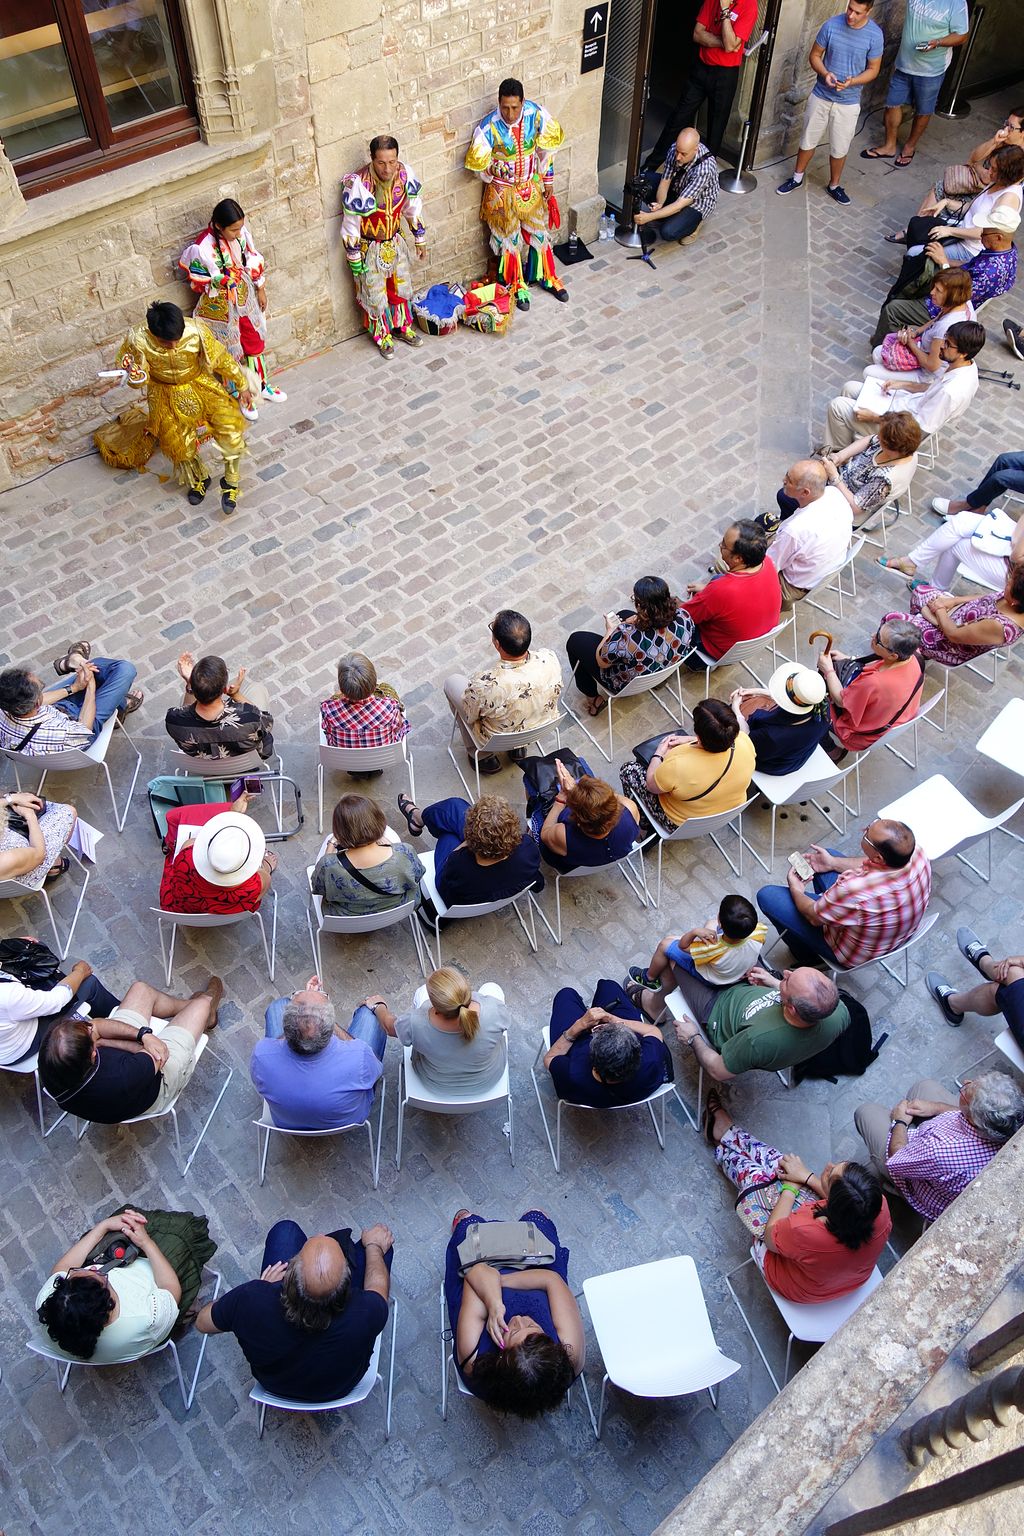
xmin=934 ymin=4 xmax=985 ymax=121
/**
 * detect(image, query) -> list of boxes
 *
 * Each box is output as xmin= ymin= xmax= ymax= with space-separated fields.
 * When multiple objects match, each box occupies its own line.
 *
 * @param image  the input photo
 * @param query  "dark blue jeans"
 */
xmin=55 ymin=656 xmax=137 ymax=739
xmin=638 ymin=172 xmax=703 ymax=242
xmin=260 ymin=1220 xmax=393 ymax=1285
xmin=967 ymin=452 xmax=1024 ymax=510
xmin=757 ymin=859 xmax=843 ymax=967
xmin=421 ymin=797 xmax=470 ymax=879
xmin=549 ymin=977 xmax=642 ymax=1043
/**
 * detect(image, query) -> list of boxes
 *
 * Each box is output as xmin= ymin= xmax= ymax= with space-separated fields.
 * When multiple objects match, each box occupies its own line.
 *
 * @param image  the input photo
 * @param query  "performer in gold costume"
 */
xmin=96 ymin=301 xmax=253 ymax=514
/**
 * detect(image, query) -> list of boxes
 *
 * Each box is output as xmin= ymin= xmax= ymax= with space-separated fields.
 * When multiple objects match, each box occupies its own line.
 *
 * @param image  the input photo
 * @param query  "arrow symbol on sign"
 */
xmin=590 ymin=10 xmax=603 ymax=30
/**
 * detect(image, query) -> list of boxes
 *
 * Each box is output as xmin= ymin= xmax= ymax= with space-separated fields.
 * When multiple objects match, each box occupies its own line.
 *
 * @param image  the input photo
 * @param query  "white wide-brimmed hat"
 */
xmin=191 ymin=811 xmax=266 ymax=886
xmin=767 ymin=662 xmax=827 ymax=716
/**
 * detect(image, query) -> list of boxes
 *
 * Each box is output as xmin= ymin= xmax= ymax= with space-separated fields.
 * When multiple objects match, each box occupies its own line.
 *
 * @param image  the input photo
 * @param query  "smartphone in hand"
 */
xmin=788 ymin=850 xmax=813 ymax=881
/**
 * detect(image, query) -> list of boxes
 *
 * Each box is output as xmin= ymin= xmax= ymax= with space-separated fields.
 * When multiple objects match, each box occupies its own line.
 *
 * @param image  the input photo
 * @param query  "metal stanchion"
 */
xmin=720 ymin=119 xmax=756 ymax=195
xmin=719 ymin=0 xmax=783 ymax=195
xmin=934 ymin=4 xmax=984 ymax=121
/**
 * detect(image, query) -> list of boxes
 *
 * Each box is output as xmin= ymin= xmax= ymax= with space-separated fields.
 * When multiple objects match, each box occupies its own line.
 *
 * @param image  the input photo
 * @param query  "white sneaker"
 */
xmin=241 ymin=403 xmax=259 ymax=422
xmin=930 ymin=496 xmax=950 ymax=516
xmin=262 ymin=384 xmax=287 ymax=402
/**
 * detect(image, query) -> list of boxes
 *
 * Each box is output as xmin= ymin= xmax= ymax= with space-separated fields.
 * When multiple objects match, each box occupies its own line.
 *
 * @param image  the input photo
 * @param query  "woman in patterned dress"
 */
xmin=565 ymin=577 xmax=695 ymax=717
xmin=0 ymin=793 xmax=77 ymax=889
xmin=882 ymin=563 xmax=1024 ymax=667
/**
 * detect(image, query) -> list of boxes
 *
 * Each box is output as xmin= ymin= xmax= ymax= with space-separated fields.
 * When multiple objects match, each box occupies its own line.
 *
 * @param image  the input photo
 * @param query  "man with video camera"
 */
xmin=632 ymin=128 xmax=719 ymax=249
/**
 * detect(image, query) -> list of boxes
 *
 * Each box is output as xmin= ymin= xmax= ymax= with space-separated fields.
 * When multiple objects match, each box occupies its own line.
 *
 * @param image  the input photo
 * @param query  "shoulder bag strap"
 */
xmin=853 ymin=660 xmax=925 ymax=743
xmin=11 ymin=719 xmax=44 ymax=753
xmin=678 ymin=744 xmax=736 ymax=803
xmin=338 ymin=849 xmax=392 ymax=897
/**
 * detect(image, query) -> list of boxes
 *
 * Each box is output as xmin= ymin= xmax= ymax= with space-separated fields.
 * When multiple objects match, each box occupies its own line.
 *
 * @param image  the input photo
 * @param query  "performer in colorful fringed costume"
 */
xmin=179 ymin=197 xmax=287 ymax=421
xmin=95 ymin=301 xmax=252 ymax=515
xmin=465 ymin=77 xmax=568 ymax=311
xmin=341 ymin=134 xmax=428 ymax=358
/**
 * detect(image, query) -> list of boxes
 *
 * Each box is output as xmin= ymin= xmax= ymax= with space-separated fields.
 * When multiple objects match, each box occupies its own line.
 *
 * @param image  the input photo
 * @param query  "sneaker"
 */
xmin=926 ymin=972 xmax=964 ymax=1027
xmin=187 ymin=476 xmax=212 ymax=506
xmin=627 ymin=965 xmax=660 ymax=992
xmin=826 ymin=184 xmax=851 ymax=205
xmin=930 ymin=496 xmax=951 ymax=516
xmin=397 ymin=326 xmax=423 ymax=348
xmin=515 ymin=294 xmax=530 ymax=312
xmin=261 ymin=384 xmax=287 ymax=401
xmin=776 ymin=176 xmax=804 ymax=195
xmin=220 ymin=477 xmax=238 ymax=515
xmin=1004 ymin=319 xmax=1024 ymax=360
xmin=240 ymin=403 xmax=259 ymax=422
xmin=956 ymin=927 xmax=990 ymax=974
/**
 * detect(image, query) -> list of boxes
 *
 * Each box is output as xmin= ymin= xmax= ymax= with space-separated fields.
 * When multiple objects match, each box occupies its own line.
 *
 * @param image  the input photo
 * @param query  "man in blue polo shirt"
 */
xmin=778 ymin=0 xmax=884 ymax=205
xmin=863 ymin=0 xmax=969 ymax=168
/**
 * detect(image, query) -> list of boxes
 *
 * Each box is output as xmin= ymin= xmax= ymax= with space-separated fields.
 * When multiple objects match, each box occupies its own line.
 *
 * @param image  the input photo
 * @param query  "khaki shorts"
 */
xmin=801 ymin=94 xmax=860 ymax=159
xmin=109 ymin=1007 xmax=199 ymax=1116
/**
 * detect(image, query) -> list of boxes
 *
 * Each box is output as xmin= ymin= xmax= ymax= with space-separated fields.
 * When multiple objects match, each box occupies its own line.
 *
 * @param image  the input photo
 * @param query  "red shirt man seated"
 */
xmin=680 ymin=520 xmax=783 ymax=661
xmin=159 ymin=795 xmax=275 ymax=914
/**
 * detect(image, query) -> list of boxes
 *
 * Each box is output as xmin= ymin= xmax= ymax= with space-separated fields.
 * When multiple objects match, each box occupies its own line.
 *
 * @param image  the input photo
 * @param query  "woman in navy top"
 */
xmin=524 ymin=755 xmax=641 ymax=873
xmin=397 ymin=792 xmax=543 ymax=907
xmin=729 ymin=662 xmax=830 ymax=777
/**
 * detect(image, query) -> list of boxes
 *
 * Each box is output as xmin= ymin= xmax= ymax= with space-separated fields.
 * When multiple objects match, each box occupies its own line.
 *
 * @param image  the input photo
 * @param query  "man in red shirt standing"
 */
xmin=680 ymin=520 xmax=783 ymax=664
xmin=643 ymin=0 xmax=758 ymax=168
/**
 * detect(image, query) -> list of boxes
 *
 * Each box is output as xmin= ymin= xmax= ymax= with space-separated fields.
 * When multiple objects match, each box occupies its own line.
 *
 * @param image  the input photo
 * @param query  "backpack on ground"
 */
xmin=791 ymin=990 xmax=888 ymax=1084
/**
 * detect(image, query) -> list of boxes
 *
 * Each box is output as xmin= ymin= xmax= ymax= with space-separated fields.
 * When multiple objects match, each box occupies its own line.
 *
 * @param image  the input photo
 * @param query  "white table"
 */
xmin=977 ymin=698 xmax=1024 ymax=780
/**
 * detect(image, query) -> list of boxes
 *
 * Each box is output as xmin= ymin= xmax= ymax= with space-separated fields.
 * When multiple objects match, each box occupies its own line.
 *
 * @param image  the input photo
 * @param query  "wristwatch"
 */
xmin=136 ymin=1025 xmax=153 ymax=1044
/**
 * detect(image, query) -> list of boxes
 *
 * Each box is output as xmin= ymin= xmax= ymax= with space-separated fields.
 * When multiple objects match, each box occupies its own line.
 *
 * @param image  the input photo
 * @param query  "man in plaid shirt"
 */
xmin=757 ymin=818 xmax=931 ymax=968
xmin=854 ymin=1071 xmax=1024 ymax=1220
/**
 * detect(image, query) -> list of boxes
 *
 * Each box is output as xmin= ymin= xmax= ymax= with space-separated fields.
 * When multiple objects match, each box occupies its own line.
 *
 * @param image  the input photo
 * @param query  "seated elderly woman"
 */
xmin=817 ymin=619 xmax=924 ymax=757
xmin=0 ymin=790 xmax=77 ymax=886
xmin=910 ymin=108 xmax=1024 ymax=219
xmin=159 ymin=794 xmax=276 ymax=915
xmin=865 ymin=271 xmax=974 ymax=383
xmin=886 ymin=144 xmax=1024 ymax=293
xmin=729 ymin=663 xmax=831 ymax=777
xmin=519 ymin=751 xmax=640 ymax=873
xmin=543 ymin=978 xmax=673 ymax=1107
xmin=772 ymin=416 xmax=921 ymax=534
xmin=370 ymin=967 xmax=509 ymax=1095
xmin=396 ymin=792 xmax=542 ymax=907
xmin=319 ymin=652 xmax=410 ymax=754
xmin=880 ymin=565 xmax=1024 ymax=669
xmin=706 ymin=1094 xmax=891 ymax=1304
xmin=565 ymin=575 xmax=694 ymax=715
xmin=311 ymin=794 xmax=424 ymax=916
xmin=618 ymin=698 xmax=755 ymax=834
xmin=35 ymin=1206 xmax=216 ymax=1364
xmin=444 ymin=1207 xmax=584 ymax=1417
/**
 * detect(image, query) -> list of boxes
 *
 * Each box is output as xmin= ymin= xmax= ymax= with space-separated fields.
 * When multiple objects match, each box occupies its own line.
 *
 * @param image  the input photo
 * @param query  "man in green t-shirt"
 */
xmin=641 ymin=963 xmax=848 ymax=1081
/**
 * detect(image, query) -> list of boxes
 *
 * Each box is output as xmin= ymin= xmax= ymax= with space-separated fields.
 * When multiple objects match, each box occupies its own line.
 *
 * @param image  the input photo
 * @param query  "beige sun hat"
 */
xmin=191 ymin=811 xmax=266 ymax=886
xmin=984 ymin=206 xmax=1020 ymax=233
xmin=767 ymin=661 xmax=827 ymax=716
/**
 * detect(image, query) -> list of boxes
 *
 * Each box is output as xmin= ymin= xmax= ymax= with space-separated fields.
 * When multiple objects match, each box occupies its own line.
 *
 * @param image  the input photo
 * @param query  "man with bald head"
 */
xmin=758 ymin=819 xmax=932 ymax=970
xmin=768 ymin=459 xmax=853 ymax=606
xmin=250 ymin=977 xmax=386 ymax=1130
xmin=633 ymin=129 xmax=720 ymax=248
xmin=196 ymin=1217 xmax=393 ymax=1402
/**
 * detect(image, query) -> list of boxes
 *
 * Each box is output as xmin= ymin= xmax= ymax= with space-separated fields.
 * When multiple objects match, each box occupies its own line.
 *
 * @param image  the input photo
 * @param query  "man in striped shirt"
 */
xmin=854 ymin=1071 xmax=1024 ymax=1220
xmin=757 ymin=819 xmax=931 ymax=969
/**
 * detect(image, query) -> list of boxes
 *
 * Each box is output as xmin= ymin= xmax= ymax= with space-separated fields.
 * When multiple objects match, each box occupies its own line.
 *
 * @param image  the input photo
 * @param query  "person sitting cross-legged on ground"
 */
xmin=319 ymin=652 xmax=409 ymax=754
xmin=565 ymin=575 xmax=694 ymax=714
xmin=638 ymin=964 xmax=849 ymax=1082
xmin=196 ymin=1219 xmax=394 ymax=1403
xmin=707 ymin=1097 xmax=891 ymax=1303
xmin=824 ymin=321 xmax=985 ymax=451
xmin=311 ymin=794 xmax=423 ymax=917
xmin=519 ymin=752 xmax=640 ymax=873
xmin=854 ymin=1070 xmax=1024 ymax=1221
xmin=251 ymin=978 xmax=386 ymax=1130
xmin=369 ymin=967 xmax=509 ymax=1096
xmin=925 ymin=928 xmax=1024 ymax=1049
xmin=165 ymin=651 xmax=274 ymax=761
xmin=627 ymin=894 xmax=766 ymax=1000
xmin=729 ymin=664 xmax=831 ymax=776
xmin=816 ymin=619 xmax=924 ymax=757
xmin=765 ymin=461 xmax=853 ymax=607
xmin=396 ymin=792 xmax=542 ymax=908
xmin=35 ymin=1206 xmax=216 ymax=1364
xmin=443 ymin=609 xmax=562 ymax=775
xmin=543 ymin=978 xmax=674 ymax=1108
xmin=444 ymin=1208 xmax=584 ymax=1417
xmin=679 ymin=521 xmax=783 ymax=660
xmin=0 ymin=644 xmax=141 ymax=757
xmin=757 ymin=820 xmax=931 ymax=971
xmin=39 ymin=977 xmax=223 ymax=1125
xmin=159 ymin=797 xmax=276 ymax=915
xmin=618 ymin=699 xmax=756 ymax=834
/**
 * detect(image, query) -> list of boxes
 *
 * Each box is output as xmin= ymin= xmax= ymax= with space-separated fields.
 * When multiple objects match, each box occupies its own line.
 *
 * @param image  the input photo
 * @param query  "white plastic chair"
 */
xmin=750 ymin=747 xmax=865 ymax=869
xmin=797 ymin=536 xmax=866 ymax=630
xmin=879 ymin=774 xmax=1024 ymax=882
xmin=633 ymin=794 xmax=758 ymax=908
xmin=316 ymin=725 xmax=416 ymax=832
xmin=69 ymin=1019 xmax=233 ymax=1176
xmin=562 ymin=657 xmax=688 ymax=763
xmin=249 ymin=1297 xmax=397 ymax=1438
xmin=27 ymin=1264 xmax=221 ymax=1409
xmin=151 ymin=893 xmax=278 ymax=986
xmin=0 ymin=845 xmax=90 ymax=958
xmin=254 ymin=1077 xmax=386 ymax=1190
xmin=417 ymin=848 xmax=542 ymax=968
xmin=533 ymin=836 xmax=652 ymax=945
xmin=692 ymin=619 xmax=795 ymax=694
xmin=725 ymin=1248 xmax=882 ymax=1392
xmin=827 ymin=906 xmax=940 ymax=989
xmin=581 ymin=1256 xmax=740 ymax=1437
xmin=396 ymin=985 xmax=512 ymax=1169
xmin=306 ymin=882 xmax=427 ymax=978
xmin=858 ymin=491 xmax=911 ymax=551
xmin=1 ymin=1050 xmax=67 ymax=1137
xmin=530 ymin=1025 xmax=687 ymax=1172
xmin=447 ymin=707 xmax=567 ymax=801
xmin=168 ymin=747 xmax=293 ymax=835
xmin=4 ymin=713 xmax=141 ymax=832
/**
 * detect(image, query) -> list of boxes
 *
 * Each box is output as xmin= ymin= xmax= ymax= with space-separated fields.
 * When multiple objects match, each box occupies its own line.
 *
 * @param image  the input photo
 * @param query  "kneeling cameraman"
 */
xmin=632 ymin=128 xmax=719 ymax=248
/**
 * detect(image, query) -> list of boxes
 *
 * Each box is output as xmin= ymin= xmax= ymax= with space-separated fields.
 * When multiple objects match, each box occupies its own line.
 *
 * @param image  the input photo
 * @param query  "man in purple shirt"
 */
xmin=251 ymin=979 xmax=386 ymax=1130
xmin=871 ymin=211 xmax=1019 ymax=345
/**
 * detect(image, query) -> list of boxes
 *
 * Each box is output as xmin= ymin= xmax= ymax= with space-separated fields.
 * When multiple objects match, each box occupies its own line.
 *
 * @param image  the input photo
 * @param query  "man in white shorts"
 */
xmin=777 ymin=0 xmax=884 ymax=206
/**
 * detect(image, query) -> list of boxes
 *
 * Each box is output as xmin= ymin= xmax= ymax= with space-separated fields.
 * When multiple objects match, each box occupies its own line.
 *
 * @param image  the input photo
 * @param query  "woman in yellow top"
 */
xmin=96 ymin=301 xmax=254 ymax=515
xmin=619 ymin=698 xmax=756 ymax=832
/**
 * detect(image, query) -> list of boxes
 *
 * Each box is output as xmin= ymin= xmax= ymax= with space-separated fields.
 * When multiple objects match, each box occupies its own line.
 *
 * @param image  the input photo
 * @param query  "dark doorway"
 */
xmin=642 ymin=0 xmax=703 ymax=166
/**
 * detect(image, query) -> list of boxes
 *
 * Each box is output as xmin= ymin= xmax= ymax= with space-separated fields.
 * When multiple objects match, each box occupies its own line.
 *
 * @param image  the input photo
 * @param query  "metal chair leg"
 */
xmin=531 ymin=1053 xmax=560 ymax=1171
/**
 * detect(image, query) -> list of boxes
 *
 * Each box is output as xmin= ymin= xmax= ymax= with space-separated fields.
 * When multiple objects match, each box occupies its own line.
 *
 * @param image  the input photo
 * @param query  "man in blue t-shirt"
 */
xmin=778 ymin=0 xmax=884 ymax=206
xmin=863 ymin=0 xmax=969 ymax=167
xmin=543 ymin=978 xmax=673 ymax=1109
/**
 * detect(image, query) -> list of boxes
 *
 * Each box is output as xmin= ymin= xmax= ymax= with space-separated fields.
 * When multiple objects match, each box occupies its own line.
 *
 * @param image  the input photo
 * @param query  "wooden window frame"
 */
xmin=11 ymin=0 xmax=200 ymax=197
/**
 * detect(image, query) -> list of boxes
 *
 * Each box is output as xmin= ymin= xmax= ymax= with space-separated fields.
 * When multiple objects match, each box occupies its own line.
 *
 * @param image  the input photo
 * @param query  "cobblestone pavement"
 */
xmin=3 ymin=90 xmax=1023 ymax=1536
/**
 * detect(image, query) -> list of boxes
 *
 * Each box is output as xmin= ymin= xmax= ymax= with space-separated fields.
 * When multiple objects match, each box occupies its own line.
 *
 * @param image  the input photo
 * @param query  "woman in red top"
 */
xmin=706 ymin=1093 xmax=891 ymax=1304
xmin=159 ymin=798 xmax=275 ymax=915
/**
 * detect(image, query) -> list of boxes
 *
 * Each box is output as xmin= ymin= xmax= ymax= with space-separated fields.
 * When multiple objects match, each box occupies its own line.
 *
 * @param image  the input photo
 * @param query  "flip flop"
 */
xmin=883 ymin=232 xmax=906 ymax=245
xmin=876 ymin=556 xmax=915 ymax=578
xmin=45 ymin=856 xmax=70 ymax=881
xmin=702 ymin=1088 xmax=725 ymax=1146
xmin=895 ymin=151 xmax=916 ymax=167
xmin=860 ymin=148 xmax=895 ymax=161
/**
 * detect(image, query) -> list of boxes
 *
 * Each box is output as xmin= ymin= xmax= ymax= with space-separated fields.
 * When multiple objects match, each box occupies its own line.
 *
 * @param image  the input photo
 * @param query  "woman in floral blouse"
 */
xmin=565 ymin=577 xmax=694 ymax=717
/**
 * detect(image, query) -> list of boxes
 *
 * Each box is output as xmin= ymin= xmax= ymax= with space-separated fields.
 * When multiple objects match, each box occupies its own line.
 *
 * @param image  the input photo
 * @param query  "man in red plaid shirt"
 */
xmin=757 ymin=818 xmax=931 ymax=969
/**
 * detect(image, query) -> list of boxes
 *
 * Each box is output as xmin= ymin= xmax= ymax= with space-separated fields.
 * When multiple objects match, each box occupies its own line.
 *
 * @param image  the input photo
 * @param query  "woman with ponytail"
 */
xmin=367 ymin=968 xmax=508 ymax=1095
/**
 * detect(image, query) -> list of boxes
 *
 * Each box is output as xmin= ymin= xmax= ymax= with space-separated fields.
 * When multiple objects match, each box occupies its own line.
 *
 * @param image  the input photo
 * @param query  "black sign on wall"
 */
xmin=581 ymin=33 xmax=607 ymax=72
xmin=583 ymin=4 xmax=608 ymax=36
xmin=582 ymin=3 xmax=608 ymax=72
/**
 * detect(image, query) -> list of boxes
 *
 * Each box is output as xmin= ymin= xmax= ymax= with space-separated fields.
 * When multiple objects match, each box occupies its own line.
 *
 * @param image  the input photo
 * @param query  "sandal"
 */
xmin=117 ymin=688 xmax=144 ymax=719
xmin=53 ymin=640 xmax=92 ymax=676
xmin=584 ymin=696 xmax=608 ymax=716
xmin=702 ymin=1088 xmax=725 ymax=1146
xmin=45 ymin=855 xmax=70 ymax=881
xmin=397 ymin=793 xmax=424 ymax=837
xmin=860 ymin=148 xmax=895 ymax=161
xmin=883 ymin=232 xmax=906 ymax=245
xmin=876 ymin=555 xmax=915 ymax=578
xmin=895 ymin=151 xmax=916 ymax=168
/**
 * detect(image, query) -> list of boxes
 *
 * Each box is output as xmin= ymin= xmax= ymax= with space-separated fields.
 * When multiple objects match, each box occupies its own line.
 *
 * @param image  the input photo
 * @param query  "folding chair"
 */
xmin=0 ymin=846 xmax=90 ymax=958
xmin=562 ymin=657 xmax=688 ymax=763
xmin=4 ymin=713 xmax=141 ymax=832
xmin=1 ymin=1051 xmax=67 ymax=1137
xmin=168 ymin=749 xmax=303 ymax=839
xmin=417 ymin=849 xmax=543 ymax=968
xmin=796 ymin=535 xmax=867 ymax=632
xmin=27 ymin=1264 xmax=221 ymax=1409
xmin=255 ymin=1078 xmax=386 ymax=1189
xmin=396 ymin=1002 xmax=513 ymax=1170
xmin=250 ymin=1298 xmax=397 ymax=1437
xmin=316 ymin=725 xmax=416 ymax=832
xmin=633 ymin=794 xmax=758 ymax=907
xmin=750 ymin=748 xmax=864 ymax=870
xmin=306 ymin=879 xmax=427 ymax=978
xmin=532 ymin=838 xmax=652 ymax=945
xmin=447 ymin=708 xmax=567 ymax=801
xmin=152 ymin=895 xmax=278 ymax=986
xmin=530 ymin=1026 xmax=687 ymax=1172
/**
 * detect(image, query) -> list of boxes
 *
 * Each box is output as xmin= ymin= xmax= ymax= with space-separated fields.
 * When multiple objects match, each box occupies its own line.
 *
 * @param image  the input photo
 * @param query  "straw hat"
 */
xmin=191 ymin=811 xmax=266 ymax=886
xmin=984 ymin=206 xmax=1020 ymax=233
xmin=767 ymin=662 xmax=827 ymax=716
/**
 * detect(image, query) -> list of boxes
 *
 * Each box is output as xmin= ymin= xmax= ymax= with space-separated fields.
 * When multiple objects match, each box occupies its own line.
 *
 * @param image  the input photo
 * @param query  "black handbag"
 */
xmin=518 ymin=748 xmax=586 ymax=820
xmin=0 ymin=937 xmax=65 ymax=989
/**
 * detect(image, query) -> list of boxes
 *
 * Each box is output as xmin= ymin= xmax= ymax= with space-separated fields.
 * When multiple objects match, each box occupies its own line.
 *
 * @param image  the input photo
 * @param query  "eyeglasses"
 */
xmin=872 ymin=628 xmax=893 ymax=653
xmin=861 ymin=824 xmax=883 ymax=852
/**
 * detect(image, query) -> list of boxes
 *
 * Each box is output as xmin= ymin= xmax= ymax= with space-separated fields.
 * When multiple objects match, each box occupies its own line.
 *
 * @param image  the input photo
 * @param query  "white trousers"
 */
xmin=907 ymin=512 xmax=1006 ymax=589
